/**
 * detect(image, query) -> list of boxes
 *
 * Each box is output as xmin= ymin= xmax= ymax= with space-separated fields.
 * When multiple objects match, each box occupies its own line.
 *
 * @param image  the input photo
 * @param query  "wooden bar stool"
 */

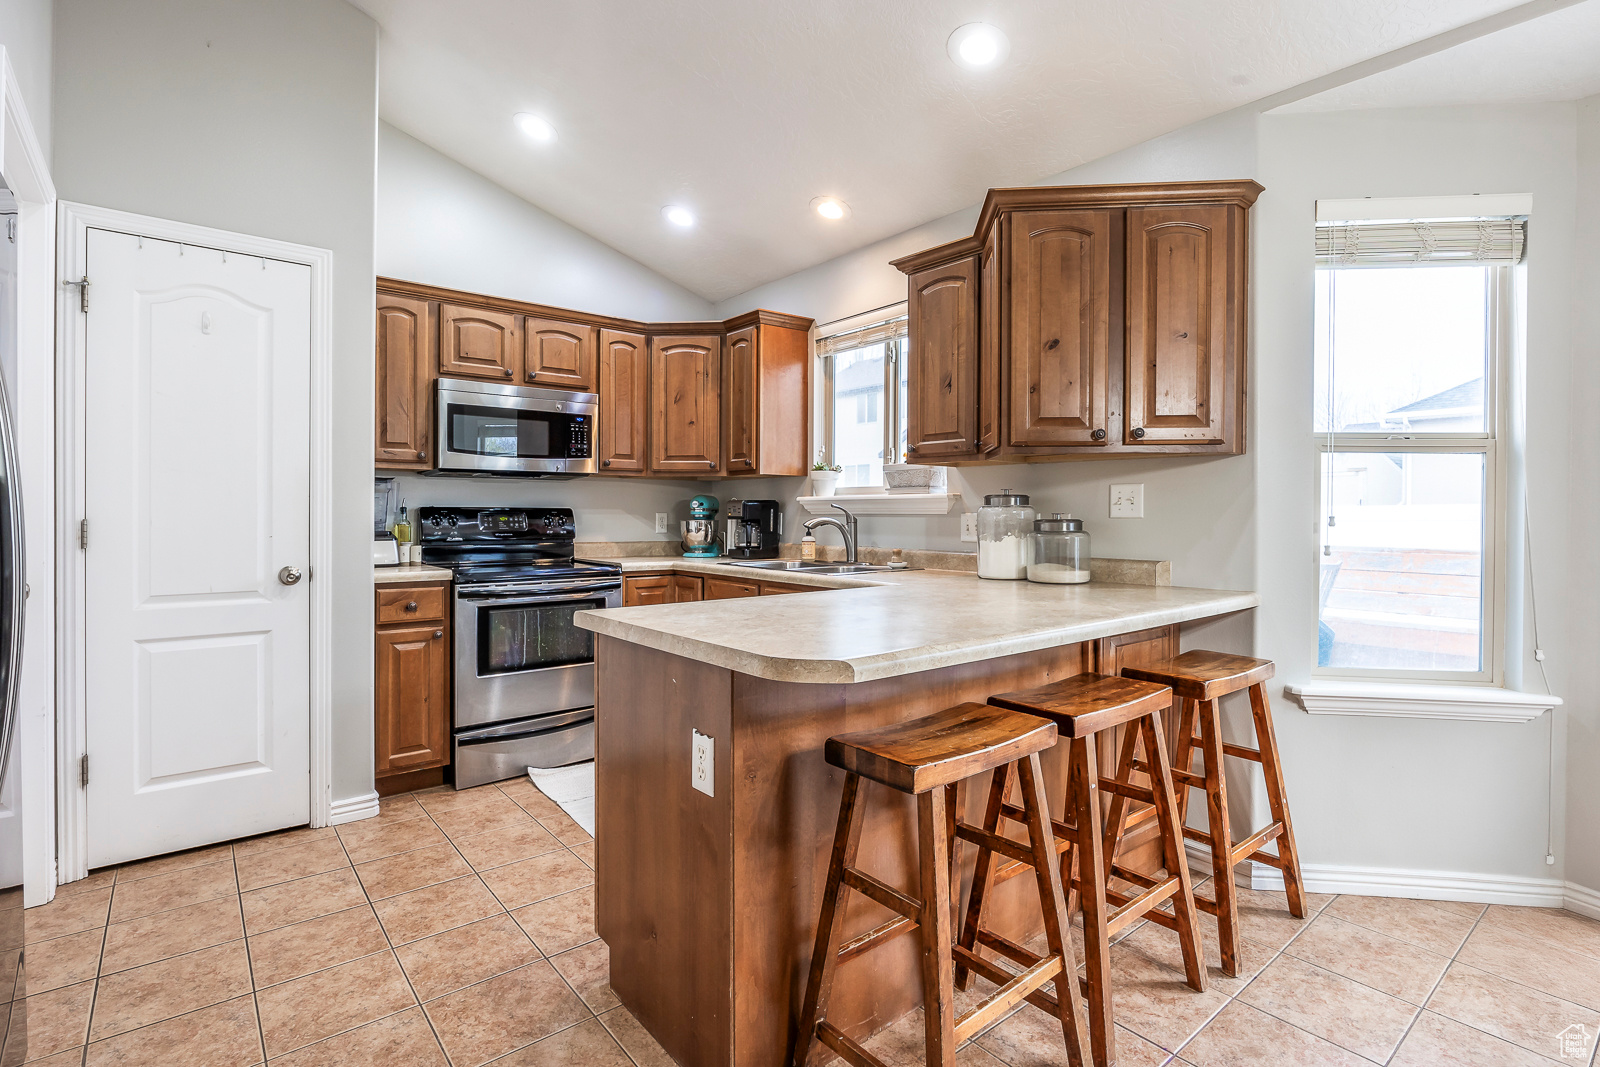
xmin=973 ymin=674 xmax=1206 ymax=1067
xmin=1121 ymin=651 xmax=1306 ymax=977
xmin=794 ymin=702 xmax=1092 ymax=1067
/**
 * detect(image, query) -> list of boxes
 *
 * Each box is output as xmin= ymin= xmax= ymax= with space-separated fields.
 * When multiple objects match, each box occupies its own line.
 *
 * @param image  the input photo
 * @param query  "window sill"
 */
xmin=797 ymin=493 xmax=961 ymax=516
xmin=1284 ymin=681 xmax=1561 ymax=723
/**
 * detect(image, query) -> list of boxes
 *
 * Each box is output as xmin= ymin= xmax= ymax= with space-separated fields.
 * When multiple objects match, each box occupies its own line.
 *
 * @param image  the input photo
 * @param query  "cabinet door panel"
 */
xmin=906 ymin=257 xmax=979 ymax=458
xmin=525 ymin=317 xmax=597 ymax=391
xmin=599 ymin=329 xmax=649 ymax=474
xmin=669 ymin=575 xmax=703 ymax=603
xmin=1126 ymin=205 xmax=1232 ymax=444
xmin=979 ymin=227 xmax=1002 ymax=455
xmin=375 ymin=622 xmax=449 ymax=776
xmin=624 ymin=575 xmax=672 ymax=606
xmin=439 ymin=304 xmax=519 ymax=382
xmin=375 ymin=294 xmax=433 ymax=468
xmin=1008 ymin=209 xmax=1111 ymax=446
xmin=650 ymin=334 xmax=722 ymax=475
xmin=724 ymin=325 xmax=758 ymax=474
xmin=704 ymin=577 xmax=759 ymax=600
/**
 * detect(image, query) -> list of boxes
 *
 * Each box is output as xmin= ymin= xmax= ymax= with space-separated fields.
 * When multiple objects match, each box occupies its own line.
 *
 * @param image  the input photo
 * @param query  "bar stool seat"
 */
xmin=1121 ymin=651 xmax=1305 ymax=978
xmin=796 ymin=703 xmax=1092 ymax=1067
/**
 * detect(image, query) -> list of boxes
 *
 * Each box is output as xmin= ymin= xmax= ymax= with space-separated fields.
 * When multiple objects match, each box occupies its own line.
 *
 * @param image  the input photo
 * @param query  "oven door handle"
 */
xmin=458 ymin=589 xmax=619 ymax=608
xmin=457 ymin=715 xmax=594 ymax=747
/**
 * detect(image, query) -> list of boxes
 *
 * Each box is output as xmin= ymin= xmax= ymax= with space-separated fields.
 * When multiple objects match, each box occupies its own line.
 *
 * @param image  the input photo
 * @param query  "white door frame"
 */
xmin=55 ymin=202 xmax=335 ymax=884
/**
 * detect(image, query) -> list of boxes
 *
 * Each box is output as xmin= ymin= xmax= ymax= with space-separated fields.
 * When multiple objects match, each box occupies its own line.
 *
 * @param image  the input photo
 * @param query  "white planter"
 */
xmin=882 ymin=463 xmax=947 ymax=493
xmin=810 ymin=470 xmax=840 ymax=497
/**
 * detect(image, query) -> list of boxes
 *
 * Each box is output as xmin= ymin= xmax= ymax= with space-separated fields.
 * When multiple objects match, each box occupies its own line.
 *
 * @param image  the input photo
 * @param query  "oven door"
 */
xmin=453 ymin=579 xmax=621 ymax=730
xmin=436 ymin=380 xmax=598 ymax=475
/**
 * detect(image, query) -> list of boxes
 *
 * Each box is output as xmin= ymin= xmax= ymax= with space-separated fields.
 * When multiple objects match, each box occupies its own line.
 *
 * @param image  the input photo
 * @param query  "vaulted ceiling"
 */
xmin=351 ymin=0 xmax=1563 ymax=300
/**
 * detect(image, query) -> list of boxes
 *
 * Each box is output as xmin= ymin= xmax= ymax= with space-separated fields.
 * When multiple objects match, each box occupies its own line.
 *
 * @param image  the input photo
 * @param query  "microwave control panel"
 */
xmin=567 ymin=415 xmax=591 ymax=459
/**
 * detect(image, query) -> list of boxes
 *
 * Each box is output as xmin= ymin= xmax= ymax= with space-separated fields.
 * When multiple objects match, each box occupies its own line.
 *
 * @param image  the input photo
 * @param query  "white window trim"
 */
xmin=815 ymin=304 xmax=907 ymax=488
xmin=1285 ymin=680 xmax=1559 ymax=723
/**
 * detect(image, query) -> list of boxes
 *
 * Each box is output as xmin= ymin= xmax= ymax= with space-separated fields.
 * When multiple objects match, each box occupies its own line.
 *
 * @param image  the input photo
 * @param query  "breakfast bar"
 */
xmin=575 ymin=564 xmax=1256 ymax=1067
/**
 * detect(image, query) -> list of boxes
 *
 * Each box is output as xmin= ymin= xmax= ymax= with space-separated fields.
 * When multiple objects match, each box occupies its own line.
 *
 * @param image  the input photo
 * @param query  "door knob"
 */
xmin=278 ymin=566 xmax=304 ymax=586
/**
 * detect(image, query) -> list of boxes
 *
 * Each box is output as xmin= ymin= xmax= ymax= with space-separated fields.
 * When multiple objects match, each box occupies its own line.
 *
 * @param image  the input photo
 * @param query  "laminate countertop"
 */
xmin=574 ymin=557 xmax=1256 ymax=684
xmin=373 ymin=564 xmax=454 ymax=584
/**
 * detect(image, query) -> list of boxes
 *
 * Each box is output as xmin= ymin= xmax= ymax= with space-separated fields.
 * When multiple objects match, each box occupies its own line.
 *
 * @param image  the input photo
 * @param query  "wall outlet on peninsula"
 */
xmin=691 ymin=729 xmax=715 ymax=797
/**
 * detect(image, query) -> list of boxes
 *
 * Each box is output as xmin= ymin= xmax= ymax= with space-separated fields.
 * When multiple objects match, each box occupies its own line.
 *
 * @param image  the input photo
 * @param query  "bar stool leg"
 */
xmin=1171 ymin=698 xmax=1199 ymax=826
xmin=1068 ymin=737 xmax=1114 ymax=1067
xmin=954 ymin=764 xmax=1013 ymax=991
xmin=795 ymin=774 xmax=866 ymax=1067
xmin=917 ymin=788 xmax=956 ymax=1066
xmin=1195 ymin=698 xmax=1240 ymax=977
xmin=1138 ymin=712 xmax=1207 ymax=993
xmin=1249 ymin=684 xmax=1307 ymax=919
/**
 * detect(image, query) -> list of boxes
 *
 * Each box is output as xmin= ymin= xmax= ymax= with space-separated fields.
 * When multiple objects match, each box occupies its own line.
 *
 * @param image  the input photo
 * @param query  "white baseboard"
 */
xmin=1563 ymin=881 xmax=1600 ymax=920
xmin=329 ymin=791 xmax=380 ymax=826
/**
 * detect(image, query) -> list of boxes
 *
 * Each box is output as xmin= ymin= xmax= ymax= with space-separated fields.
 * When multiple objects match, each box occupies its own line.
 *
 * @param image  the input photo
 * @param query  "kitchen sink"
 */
xmin=723 ymin=560 xmax=906 ymax=574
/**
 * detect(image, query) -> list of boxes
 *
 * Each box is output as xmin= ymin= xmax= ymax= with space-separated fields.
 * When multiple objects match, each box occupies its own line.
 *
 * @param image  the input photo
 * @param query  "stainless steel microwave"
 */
xmin=434 ymin=379 xmax=598 ymax=476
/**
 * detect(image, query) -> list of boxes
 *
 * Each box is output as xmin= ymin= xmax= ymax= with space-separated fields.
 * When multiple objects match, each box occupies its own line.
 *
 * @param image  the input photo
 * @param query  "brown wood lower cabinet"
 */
xmin=670 ymin=575 xmax=703 ymax=602
xmin=703 ymin=577 xmax=759 ymax=600
xmin=624 ymin=573 xmax=705 ymax=605
xmin=375 ymin=582 xmax=451 ymax=796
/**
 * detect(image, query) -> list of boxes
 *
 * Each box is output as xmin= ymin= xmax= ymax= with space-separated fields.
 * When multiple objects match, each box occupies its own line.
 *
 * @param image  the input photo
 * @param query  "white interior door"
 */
xmin=84 ymin=229 xmax=311 ymax=867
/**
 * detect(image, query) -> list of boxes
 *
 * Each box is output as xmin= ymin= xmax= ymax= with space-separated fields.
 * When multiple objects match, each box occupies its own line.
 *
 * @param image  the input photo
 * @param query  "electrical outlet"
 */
xmin=655 ymin=512 xmax=669 ymax=534
xmin=691 ymin=729 xmax=714 ymax=797
xmin=960 ymin=513 xmax=979 ymax=542
xmin=1109 ymin=483 xmax=1144 ymax=519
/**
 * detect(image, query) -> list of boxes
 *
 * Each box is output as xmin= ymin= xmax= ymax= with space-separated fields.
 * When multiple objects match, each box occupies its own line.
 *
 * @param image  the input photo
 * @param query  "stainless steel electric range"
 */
xmin=417 ymin=506 xmax=621 ymax=789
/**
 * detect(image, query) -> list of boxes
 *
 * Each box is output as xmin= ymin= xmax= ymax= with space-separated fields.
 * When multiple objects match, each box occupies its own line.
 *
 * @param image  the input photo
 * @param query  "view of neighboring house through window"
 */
xmin=1313 ymin=212 xmax=1523 ymax=681
xmin=819 ymin=312 xmax=908 ymax=488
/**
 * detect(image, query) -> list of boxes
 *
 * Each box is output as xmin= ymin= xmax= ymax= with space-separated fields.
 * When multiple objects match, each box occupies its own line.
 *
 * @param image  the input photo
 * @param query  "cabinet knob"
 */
xmin=433 ymin=629 xmax=443 ymax=639
xmin=1131 ymin=427 xmax=1146 ymax=440
xmin=405 ymin=601 xmax=418 ymax=612
xmin=503 ymin=368 xmax=513 ymax=377
xmin=527 ymin=372 xmax=536 ymax=381
xmin=1092 ymin=428 xmax=1106 ymax=441
xmin=907 ymin=444 xmax=917 ymax=453
xmin=601 ymin=459 xmax=611 ymax=467
xmin=417 ymin=450 xmax=426 ymax=460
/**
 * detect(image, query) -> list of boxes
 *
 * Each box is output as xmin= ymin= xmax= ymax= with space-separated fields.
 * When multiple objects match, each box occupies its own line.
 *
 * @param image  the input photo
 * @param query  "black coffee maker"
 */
xmin=724 ymin=499 xmax=783 ymax=559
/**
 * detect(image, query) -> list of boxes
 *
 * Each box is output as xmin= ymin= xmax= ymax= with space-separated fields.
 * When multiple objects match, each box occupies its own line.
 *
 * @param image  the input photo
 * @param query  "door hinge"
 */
xmin=5 ymin=217 xmax=15 ymax=243
xmin=80 ymin=518 xmax=88 ymax=550
xmin=67 ymin=275 xmax=89 ymax=313
xmin=79 ymin=754 xmax=88 ymax=788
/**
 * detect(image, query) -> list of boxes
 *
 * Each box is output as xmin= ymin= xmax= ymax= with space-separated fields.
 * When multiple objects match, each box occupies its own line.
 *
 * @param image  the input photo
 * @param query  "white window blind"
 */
xmin=816 ymin=316 xmax=907 ymax=357
xmin=1315 ymin=217 xmax=1526 ymax=268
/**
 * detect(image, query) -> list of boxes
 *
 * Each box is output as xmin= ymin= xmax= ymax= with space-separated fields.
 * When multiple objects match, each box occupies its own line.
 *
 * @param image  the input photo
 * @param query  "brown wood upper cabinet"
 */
xmin=598 ymin=328 xmax=649 ymax=475
xmin=893 ymin=180 xmax=1260 ymax=462
xmin=524 ymin=317 xmax=597 ymax=391
xmin=651 ymin=334 xmax=722 ymax=475
xmin=439 ymin=303 xmax=520 ymax=381
xmin=721 ymin=317 xmax=810 ymax=477
xmin=375 ymin=293 xmax=433 ymax=469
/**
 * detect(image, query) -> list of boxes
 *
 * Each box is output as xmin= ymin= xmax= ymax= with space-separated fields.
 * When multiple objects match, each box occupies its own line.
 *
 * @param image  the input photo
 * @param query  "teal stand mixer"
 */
xmin=681 ymin=494 xmax=721 ymax=558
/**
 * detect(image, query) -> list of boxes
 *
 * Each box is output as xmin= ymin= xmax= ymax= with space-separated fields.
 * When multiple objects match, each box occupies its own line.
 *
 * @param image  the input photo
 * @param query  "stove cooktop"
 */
xmin=450 ymin=558 xmax=621 ymax=586
xmin=414 ymin=506 xmax=620 ymax=586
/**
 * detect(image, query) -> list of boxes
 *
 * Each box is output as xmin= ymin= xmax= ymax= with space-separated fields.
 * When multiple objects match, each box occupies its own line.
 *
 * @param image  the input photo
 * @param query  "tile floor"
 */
xmin=17 ymin=779 xmax=1600 ymax=1066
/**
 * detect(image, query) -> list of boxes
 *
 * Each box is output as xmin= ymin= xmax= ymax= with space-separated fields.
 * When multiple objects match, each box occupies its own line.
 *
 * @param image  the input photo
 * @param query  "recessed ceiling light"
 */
xmin=514 ymin=113 xmax=557 ymax=142
xmin=811 ymin=196 xmax=850 ymax=220
xmin=947 ymin=23 xmax=1009 ymax=69
xmin=662 ymin=205 xmax=696 ymax=228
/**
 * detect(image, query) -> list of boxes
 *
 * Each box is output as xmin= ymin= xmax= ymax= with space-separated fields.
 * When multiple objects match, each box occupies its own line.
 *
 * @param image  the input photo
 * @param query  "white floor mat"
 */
xmin=526 ymin=760 xmax=595 ymax=837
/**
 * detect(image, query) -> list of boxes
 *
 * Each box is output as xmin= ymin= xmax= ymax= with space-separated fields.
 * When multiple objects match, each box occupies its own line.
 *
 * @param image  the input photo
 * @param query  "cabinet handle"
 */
xmin=1092 ymin=428 xmax=1106 ymax=441
xmin=405 ymin=601 xmax=418 ymax=612
xmin=433 ymin=629 xmax=443 ymax=639
xmin=1132 ymin=427 xmax=1146 ymax=440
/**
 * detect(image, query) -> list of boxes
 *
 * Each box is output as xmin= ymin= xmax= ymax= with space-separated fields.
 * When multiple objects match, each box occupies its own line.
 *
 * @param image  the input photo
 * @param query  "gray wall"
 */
xmin=53 ymin=0 xmax=380 ymax=808
xmin=0 ymin=0 xmax=51 ymax=161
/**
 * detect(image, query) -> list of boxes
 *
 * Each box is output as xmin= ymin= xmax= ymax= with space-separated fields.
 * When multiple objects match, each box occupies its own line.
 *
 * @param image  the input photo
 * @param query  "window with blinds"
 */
xmin=1315 ymin=217 xmax=1526 ymax=267
xmin=817 ymin=312 xmax=909 ymax=487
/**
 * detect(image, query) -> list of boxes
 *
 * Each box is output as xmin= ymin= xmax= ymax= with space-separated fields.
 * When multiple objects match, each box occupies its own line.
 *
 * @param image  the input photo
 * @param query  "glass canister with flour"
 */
xmin=976 ymin=491 xmax=1036 ymax=579
xmin=1028 ymin=513 xmax=1091 ymax=584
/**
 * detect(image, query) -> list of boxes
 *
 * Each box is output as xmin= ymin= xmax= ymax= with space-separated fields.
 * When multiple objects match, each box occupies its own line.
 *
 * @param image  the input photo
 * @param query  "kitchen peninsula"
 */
xmin=574 ymin=562 xmax=1256 ymax=1067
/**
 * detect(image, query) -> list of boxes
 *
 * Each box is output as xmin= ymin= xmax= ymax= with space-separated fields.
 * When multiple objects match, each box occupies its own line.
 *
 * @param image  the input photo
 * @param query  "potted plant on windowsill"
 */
xmin=810 ymin=453 xmax=842 ymax=498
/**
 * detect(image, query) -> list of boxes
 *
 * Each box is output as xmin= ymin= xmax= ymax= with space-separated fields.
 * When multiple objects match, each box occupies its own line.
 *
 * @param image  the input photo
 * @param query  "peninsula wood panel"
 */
xmin=1125 ymin=204 xmax=1235 ymax=445
xmin=650 ymin=334 xmax=722 ymax=475
xmin=438 ymin=303 xmax=519 ymax=382
xmin=905 ymin=257 xmax=980 ymax=458
xmin=1008 ymin=209 xmax=1113 ymax=447
xmin=375 ymin=293 xmax=433 ymax=469
xmin=1092 ymin=625 xmax=1182 ymax=875
xmin=598 ymin=328 xmax=649 ymax=474
xmin=523 ymin=316 xmax=596 ymax=391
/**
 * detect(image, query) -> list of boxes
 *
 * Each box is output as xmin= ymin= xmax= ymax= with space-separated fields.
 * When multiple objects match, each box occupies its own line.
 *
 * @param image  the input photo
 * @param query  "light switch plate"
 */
xmin=691 ymin=729 xmax=714 ymax=797
xmin=960 ymin=513 xmax=979 ymax=542
xmin=655 ymin=513 xmax=669 ymax=534
xmin=1110 ymin=483 xmax=1144 ymax=519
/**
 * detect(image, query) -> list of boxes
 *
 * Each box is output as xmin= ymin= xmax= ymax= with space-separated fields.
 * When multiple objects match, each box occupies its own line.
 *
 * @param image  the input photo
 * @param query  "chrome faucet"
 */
xmin=803 ymin=503 xmax=858 ymax=563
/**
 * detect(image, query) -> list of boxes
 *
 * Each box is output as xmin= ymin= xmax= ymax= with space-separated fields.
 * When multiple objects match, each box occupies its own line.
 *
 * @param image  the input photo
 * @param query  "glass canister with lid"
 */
xmin=976 ymin=491 xmax=1036 ymax=579
xmin=1027 ymin=514 xmax=1091 ymax=584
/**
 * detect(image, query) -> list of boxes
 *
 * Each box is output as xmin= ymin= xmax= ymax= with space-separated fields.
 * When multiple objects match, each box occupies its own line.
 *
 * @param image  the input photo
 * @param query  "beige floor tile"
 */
xmin=1457 ymin=921 xmax=1600 ymax=1011
xmin=267 ymin=1005 xmax=445 ymax=1067
xmin=512 ymin=886 xmax=597 ymax=956
xmin=234 ymin=838 xmax=348 ymax=893
xmin=423 ymin=961 xmax=589 ymax=1067
xmin=55 ymin=869 xmax=115 ymax=897
xmin=113 ymin=844 xmax=233 ymax=884
xmin=549 ymin=940 xmax=617 ymax=1012
xmin=26 ymin=1048 xmax=90 ymax=1067
xmin=452 ymin=821 xmax=562 ymax=872
xmin=415 ymin=785 xmax=505 ymax=814
xmin=1285 ymin=913 xmax=1450 ymax=1004
xmin=571 ymin=842 xmax=596 ymax=870
xmin=336 ymin=814 xmax=449 ymax=866
xmin=1480 ymin=905 xmax=1600 ymax=963
xmin=1427 ymin=960 xmax=1600 ymax=1062
xmin=100 ymin=895 xmax=243 ymax=975
xmin=107 ymin=860 xmax=237 ymax=924
xmin=598 ymin=1006 xmax=674 ymax=1067
xmin=1238 ymin=954 xmax=1418 ymax=1062
xmin=431 ymin=795 xmax=535 ymax=840
xmin=1101 ymin=938 xmax=1232 ymax=1052
xmin=509 ymin=787 xmax=564 ymax=821
xmin=1417 ymin=897 xmax=1490 ymax=920
xmin=26 ymin=889 xmax=111 ymax=944
xmin=1176 ymin=1000 xmax=1368 ymax=1067
xmin=83 ymin=994 xmax=262 ymax=1067
xmin=23 ymin=929 xmax=103 ymax=994
xmin=88 ymin=939 xmax=251 ymax=1041
xmin=1322 ymin=894 xmax=1481 ymax=956
xmin=353 ymin=842 xmax=471 ymax=900
xmin=490 ymin=1016 xmax=633 ymax=1066
xmin=239 ymin=868 xmax=366 ymax=935
xmin=534 ymin=811 xmax=592 ymax=848
xmin=480 ymin=850 xmax=593 ymax=911
xmin=1119 ymin=919 xmax=1275 ymax=996
xmin=255 ymin=951 xmax=415 ymax=1058
xmin=495 ymin=778 xmax=538 ymax=800
xmin=1389 ymin=1009 xmax=1566 ymax=1067
xmin=395 ymin=913 xmax=542 ymax=1002
xmin=20 ymin=980 xmax=96 ymax=1060
xmin=372 ymin=875 xmax=502 ymax=945
xmin=376 ymin=794 xmax=427 ymax=821
xmin=247 ymin=905 xmax=388 ymax=987
xmin=975 ymin=1003 xmax=1169 ymax=1067
xmin=854 ymin=1007 xmax=1023 ymax=1066
xmin=1199 ymin=883 xmax=1323 ymax=952
xmin=231 ymin=825 xmax=335 ymax=859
